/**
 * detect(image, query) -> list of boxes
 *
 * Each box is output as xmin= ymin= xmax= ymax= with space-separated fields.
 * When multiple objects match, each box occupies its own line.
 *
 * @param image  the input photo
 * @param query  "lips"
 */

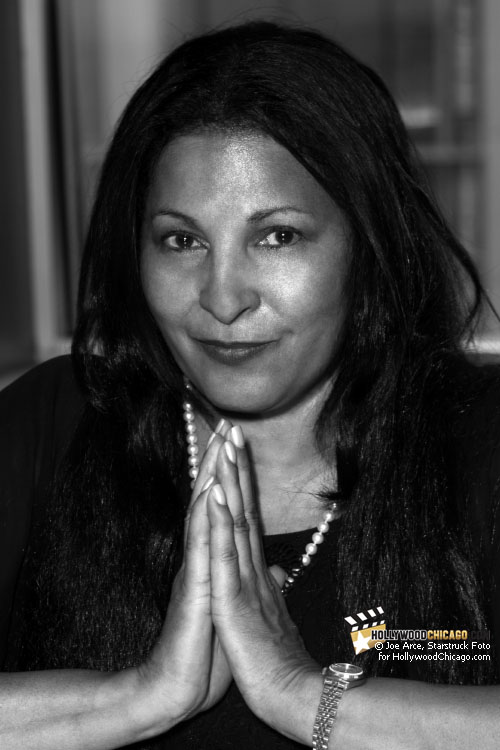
xmin=195 ymin=338 xmax=276 ymax=365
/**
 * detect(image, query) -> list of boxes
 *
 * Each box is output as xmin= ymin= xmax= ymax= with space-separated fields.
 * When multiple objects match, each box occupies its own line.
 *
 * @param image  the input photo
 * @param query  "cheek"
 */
xmin=140 ymin=255 xmax=188 ymax=329
xmin=285 ymin=261 xmax=345 ymax=332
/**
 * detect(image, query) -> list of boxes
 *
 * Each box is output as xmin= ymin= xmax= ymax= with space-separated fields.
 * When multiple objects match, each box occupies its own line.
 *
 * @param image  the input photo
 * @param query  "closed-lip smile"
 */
xmin=194 ymin=338 xmax=277 ymax=364
xmin=197 ymin=338 xmax=273 ymax=348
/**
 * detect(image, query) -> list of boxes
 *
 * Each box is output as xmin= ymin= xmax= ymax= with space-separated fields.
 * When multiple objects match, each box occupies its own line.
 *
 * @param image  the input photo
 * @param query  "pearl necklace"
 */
xmin=280 ymin=503 xmax=337 ymax=596
xmin=182 ymin=388 xmax=337 ymax=596
xmin=182 ymin=388 xmax=200 ymax=488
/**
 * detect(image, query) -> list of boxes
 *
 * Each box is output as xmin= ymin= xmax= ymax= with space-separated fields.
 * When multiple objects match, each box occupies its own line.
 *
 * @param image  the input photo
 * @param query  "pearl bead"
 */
xmin=312 ymin=532 xmax=324 ymax=545
xmin=189 ymin=467 xmax=198 ymax=479
xmin=188 ymin=456 xmax=198 ymax=467
xmin=187 ymin=433 xmax=198 ymax=445
xmin=318 ymin=521 xmax=329 ymax=533
xmin=323 ymin=511 xmax=334 ymax=522
xmin=286 ymin=576 xmax=294 ymax=584
xmin=186 ymin=423 xmax=196 ymax=435
xmin=183 ymin=411 xmax=195 ymax=423
xmin=305 ymin=543 xmax=317 ymax=555
xmin=301 ymin=554 xmax=311 ymax=566
xmin=187 ymin=444 xmax=199 ymax=456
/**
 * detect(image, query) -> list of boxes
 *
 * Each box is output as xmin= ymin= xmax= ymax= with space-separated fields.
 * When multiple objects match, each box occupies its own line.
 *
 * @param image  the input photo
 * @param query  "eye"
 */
xmin=162 ymin=232 xmax=204 ymax=251
xmin=258 ymin=228 xmax=301 ymax=248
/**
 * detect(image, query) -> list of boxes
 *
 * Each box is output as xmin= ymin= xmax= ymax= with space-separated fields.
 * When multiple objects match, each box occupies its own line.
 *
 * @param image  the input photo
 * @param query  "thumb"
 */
xmin=268 ymin=564 xmax=287 ymax=588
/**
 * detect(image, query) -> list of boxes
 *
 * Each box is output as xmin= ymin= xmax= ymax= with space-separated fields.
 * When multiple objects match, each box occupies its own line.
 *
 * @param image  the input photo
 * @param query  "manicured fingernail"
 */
xmin=229 ymin=425 xmax=244 ymax=448
xmin=210 ymin=484 xmax=226 ymax=505
xmin=207 ymin=432 xmax=217 ymax=447
xmin=215 ymin=419 xmax=226 ymax=433
xmin=224 ymin=440 xmax=237 ymax=464
xmin=201 ymin=476 xmax=215 ymax=492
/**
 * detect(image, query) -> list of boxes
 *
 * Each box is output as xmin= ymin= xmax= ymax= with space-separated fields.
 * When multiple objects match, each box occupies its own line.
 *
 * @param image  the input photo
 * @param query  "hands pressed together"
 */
xmin=137 ymin=419 xmax=322 ymax=742
xmin=5 ymin=419 xmax=495 ymax=750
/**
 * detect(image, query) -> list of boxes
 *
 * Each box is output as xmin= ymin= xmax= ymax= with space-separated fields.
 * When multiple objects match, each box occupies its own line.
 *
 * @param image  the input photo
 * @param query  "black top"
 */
xmin=1 ymin=356 xmax=499 ymax=749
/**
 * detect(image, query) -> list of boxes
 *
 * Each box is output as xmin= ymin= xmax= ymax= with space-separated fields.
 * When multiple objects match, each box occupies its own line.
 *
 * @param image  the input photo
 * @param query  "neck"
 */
xmin=189 ymin=381 xmax=337 ymax=533
xmin=224 ymin=389 xmax=331 ymax=470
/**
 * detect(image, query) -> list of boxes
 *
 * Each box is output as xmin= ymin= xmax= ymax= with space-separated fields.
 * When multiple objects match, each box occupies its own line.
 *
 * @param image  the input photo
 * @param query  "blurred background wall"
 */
xmin=2 ymin=0 xmax=500 ymax=379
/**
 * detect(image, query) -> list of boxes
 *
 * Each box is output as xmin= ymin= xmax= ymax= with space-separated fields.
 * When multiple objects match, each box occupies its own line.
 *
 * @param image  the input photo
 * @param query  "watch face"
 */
xmin=330 ymin=663 xmax=364 ymax=680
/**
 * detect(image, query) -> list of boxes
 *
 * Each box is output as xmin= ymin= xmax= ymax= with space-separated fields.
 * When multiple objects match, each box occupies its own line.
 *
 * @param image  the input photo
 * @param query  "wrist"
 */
xmin=312 ymin=663 xmax=366 ymax=749
xmin=251 ymin=664 xmax=324 ymax=745
xmin=119 ymin=666 xmax=182 ymax=741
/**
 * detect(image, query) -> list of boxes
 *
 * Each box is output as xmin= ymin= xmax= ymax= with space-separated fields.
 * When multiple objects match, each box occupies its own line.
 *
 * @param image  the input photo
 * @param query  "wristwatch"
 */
xmin=312 ymin=662 xmax=365 ymax=749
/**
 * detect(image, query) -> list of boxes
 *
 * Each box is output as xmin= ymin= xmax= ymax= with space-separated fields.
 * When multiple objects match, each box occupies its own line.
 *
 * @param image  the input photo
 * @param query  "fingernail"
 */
xmin=210 ymin=484 xmax=226 ymax=505
xmin=224 ymin=440 xmax=237 ymax=464
xmin=207 ymin=432 xmax=217 ymax=447
xmin=201 ymin=476 xmax=215 ymax=492
xmin=229 ymin=425 xmax=244 ymax=448
xmin=215 ymin=419 xmax=226 ymax=434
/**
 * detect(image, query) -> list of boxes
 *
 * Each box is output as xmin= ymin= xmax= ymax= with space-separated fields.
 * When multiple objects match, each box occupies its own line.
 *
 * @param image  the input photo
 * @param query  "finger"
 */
xmin=183 ymin=418 xmax=233 ymax=550
xmin=216 ymin=440 xmax=254 ymax=575
xmin=264 ymin=565 xmax=293 ymax=612
xmin=227 ymin=426 xmax=267 ymax=573
xmin=184 ymin=443 xmax=219 ymax=541
xmin=215 ymin=417 xmax=233 ymax=439
xmin=182 ymin=488 xmax=212 ymax=593
xmin=189 ymin=418 xmax=232 ymax=502
xmin=183 ymin=472 xmax=215 ymax=549
xmin=207 ymin=484 xmax=242 ymax=602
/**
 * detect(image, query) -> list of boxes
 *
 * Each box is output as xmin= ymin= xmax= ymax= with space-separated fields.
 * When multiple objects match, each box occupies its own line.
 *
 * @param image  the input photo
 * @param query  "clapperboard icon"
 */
xmin=344 ymin=606 xmax=386 ymax=654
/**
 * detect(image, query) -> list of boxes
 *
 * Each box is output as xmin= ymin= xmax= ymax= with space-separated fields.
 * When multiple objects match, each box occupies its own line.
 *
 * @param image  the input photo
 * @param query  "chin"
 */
xmin=191 ymin=377 xmax=285 ymax=418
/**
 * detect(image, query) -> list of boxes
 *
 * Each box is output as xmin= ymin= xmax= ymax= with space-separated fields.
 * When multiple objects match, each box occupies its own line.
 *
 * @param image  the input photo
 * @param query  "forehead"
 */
xmin=146 ymin=131 xmax=339 ymax=220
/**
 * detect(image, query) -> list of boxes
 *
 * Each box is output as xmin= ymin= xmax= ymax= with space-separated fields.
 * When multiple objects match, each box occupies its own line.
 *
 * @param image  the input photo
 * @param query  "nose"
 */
xmin=198 ymin=251 xmax=260 ymax=325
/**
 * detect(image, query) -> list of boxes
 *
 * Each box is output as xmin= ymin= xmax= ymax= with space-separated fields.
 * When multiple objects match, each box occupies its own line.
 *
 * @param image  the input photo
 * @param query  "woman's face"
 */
xmin=140 ymin=132 xmax=349 ymax=415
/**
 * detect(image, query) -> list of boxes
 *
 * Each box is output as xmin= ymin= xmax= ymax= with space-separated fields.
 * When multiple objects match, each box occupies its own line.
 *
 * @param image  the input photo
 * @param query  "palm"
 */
xmin=200 ymin=633 xmax=232 ymax=710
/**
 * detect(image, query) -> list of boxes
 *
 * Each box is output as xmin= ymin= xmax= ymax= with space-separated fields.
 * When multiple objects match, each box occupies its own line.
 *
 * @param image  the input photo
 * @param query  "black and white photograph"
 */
xmin=1 ymin=2 xmax=499 ymax=748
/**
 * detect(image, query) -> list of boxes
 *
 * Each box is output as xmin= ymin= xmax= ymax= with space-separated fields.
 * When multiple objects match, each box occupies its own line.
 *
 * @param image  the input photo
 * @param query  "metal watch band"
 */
xmin=311 ymin=675 xmax=348 ymax=750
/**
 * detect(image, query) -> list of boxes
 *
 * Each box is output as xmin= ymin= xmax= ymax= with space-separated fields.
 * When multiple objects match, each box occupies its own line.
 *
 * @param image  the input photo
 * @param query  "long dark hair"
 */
xmin=9 ymin=21 xmax=497 ymax=683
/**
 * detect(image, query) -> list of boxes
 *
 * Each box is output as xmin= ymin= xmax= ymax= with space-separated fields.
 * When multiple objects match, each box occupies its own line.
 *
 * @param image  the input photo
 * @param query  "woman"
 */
xmin=1 ymin=20 xmax=499 ymax=749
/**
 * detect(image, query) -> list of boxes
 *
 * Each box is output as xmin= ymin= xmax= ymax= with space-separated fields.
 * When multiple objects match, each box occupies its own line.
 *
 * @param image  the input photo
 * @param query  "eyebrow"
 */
xmin=247 ymin=206 xmax=313 ymax=223
xmin=153 ymin=209 xmax=198 ymax=228
xmin=152 ymin=206 xmax=313 ymax=224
